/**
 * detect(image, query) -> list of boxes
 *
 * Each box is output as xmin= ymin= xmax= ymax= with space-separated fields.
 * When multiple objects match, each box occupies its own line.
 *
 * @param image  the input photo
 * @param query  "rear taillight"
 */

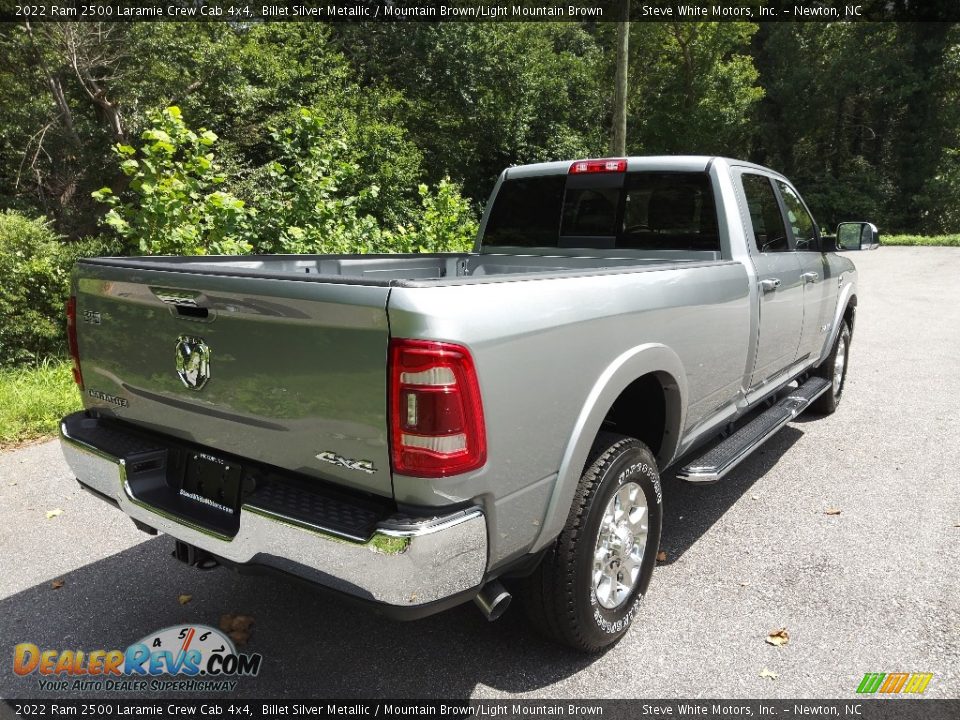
xmin=389 ymin=339 xmax=486 ymax=478
xmin=66 ymin=296 xmax=83 ymax=390
xmin=569 ymin=158 xmax=627 ymax=174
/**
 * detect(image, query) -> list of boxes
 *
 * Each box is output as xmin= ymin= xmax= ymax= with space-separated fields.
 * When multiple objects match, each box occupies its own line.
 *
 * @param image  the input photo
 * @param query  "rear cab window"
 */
xmin=482 ymin=169 xmax=721 ymax=253
xmin=741 ymin=174 xmax=790 ymax=253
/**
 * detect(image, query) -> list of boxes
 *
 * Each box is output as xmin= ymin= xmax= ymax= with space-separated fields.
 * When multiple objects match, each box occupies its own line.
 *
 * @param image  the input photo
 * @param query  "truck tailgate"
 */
xmin=73 ymin=260 xmax=394 ymax=498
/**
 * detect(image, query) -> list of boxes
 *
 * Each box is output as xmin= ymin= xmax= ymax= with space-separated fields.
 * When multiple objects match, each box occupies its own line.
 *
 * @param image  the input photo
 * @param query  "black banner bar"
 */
xmin=2 ymin=699 xmax=960 ymax=720
xmin=3 ymin=0 xmax=960 ymax=24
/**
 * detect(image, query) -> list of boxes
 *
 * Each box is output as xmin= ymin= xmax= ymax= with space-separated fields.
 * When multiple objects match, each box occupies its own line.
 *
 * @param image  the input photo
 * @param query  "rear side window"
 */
xmin=742 ymin=174 xmax=790 ymax=253
xmin=482 ymin=171 xmax=720 ymax=251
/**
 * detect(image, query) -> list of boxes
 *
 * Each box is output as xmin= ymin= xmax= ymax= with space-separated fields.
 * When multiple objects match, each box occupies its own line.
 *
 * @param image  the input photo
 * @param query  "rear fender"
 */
xmin=529 ymin=343 xmax=686 ymax=554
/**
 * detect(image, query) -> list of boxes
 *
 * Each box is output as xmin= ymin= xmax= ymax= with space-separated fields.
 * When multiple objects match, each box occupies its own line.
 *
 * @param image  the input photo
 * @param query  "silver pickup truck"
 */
xmin=60 ymin=156 xmax=868 ymax=652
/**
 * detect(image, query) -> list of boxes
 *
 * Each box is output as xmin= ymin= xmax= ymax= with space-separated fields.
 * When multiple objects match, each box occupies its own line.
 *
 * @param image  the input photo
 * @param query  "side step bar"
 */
xmin=677 ymin=376 xmax=831 ymax=484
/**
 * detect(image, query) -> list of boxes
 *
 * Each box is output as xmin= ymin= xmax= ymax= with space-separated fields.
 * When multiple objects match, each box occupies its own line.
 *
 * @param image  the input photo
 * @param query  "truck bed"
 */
xmin=83 ymin=249 xmax=723 ymax=285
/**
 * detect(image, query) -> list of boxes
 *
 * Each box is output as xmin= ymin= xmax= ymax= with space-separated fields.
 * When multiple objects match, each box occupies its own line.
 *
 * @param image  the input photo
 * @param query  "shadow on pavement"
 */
xmin=0 ymin=536 xmax=593 ymax=699
xmin=659 ymin=425 xmax=804 ymax=563
xmin=1 ymin=426 xmax=804 ymax=700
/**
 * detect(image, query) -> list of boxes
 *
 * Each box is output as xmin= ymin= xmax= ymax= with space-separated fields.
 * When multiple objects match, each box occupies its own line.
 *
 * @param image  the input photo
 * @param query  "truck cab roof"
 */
xmin=503 ymin=155 xmax=784 ymax=179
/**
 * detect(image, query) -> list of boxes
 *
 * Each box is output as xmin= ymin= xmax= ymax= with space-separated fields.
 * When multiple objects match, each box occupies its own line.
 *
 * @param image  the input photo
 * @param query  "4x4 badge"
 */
xmin=175 ymin=336 xmax=211 ymax=390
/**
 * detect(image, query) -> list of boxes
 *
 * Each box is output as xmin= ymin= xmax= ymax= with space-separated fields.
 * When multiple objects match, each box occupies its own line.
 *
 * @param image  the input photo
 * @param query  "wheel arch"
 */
xmin=529 ymin=343 xmax=686 ymax=554
xmin=820 ymin=284 xmax=858 ymax=365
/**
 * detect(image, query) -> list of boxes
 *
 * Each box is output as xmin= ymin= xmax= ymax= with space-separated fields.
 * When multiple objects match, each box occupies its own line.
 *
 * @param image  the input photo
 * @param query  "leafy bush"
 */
xmin=0 ymin=211 xmax=120 ymax=365
xmin=93 ymin=106 xmax=253 ymax=256
xmin=255 ymin=109 xmax=383 ymax=254
xmin=383 ymin=179 xmax=478 ymax=253
xmin=95 ymin=107 xmax=479 ymax=257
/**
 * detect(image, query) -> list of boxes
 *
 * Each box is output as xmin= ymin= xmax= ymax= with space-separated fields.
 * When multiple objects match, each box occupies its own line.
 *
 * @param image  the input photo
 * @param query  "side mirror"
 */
xmin=835 ymin=222 xmax=880 ymax=251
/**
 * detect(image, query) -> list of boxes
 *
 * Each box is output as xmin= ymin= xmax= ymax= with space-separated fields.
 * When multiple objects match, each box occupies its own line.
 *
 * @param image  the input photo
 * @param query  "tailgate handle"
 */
xmin=175 ymin=304 xmax=209 ymax=319
xmin=151 ymin=287 xmax=213 ymax=321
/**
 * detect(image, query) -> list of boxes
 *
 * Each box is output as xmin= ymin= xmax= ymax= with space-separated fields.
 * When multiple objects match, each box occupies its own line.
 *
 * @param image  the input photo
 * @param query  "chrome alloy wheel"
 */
xmin=592 ymin=481 xmax=649 ymax=610
xmin=833 ymin=335 xmax=847 ymax=396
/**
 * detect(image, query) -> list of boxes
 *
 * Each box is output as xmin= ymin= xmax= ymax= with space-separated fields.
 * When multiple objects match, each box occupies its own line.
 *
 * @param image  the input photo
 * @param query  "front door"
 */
xmin=741 ymin=173 xmax=805 ymax=388
xmin=775 ymin=179 xmax=836 ymax=363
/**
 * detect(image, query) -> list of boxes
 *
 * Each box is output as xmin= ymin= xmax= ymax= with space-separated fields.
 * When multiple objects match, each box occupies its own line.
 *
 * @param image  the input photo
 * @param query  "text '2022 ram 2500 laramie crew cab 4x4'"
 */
xmin=60 ymin=156 xmax=870 ymax=652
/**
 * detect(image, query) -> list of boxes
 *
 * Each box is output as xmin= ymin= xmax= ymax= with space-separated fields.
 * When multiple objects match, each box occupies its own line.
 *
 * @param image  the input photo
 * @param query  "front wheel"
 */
xmin=520 ymin=433 xmax=663 ymax=653
xmin=811 ymin=320 xmax=851 ymax=414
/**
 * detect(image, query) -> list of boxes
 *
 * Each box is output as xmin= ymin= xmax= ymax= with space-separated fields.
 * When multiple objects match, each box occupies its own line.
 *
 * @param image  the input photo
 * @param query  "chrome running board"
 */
xmin=677 ymin=376 xmax=831 ymax=484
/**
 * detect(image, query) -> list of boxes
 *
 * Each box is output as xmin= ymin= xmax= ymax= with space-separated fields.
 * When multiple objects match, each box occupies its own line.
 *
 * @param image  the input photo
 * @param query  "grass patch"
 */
xmin=0 ymin=358 xmax=81 ymax=447
xmin=883 ymin=234 xmax=960 ymax=246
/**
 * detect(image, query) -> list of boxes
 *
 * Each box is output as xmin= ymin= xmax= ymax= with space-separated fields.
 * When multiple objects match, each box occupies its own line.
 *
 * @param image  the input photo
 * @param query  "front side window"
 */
xmin=741 ymin=174 xmax=789 ymax=253
xmin=776 ymin=181 xmax=818 ymax=251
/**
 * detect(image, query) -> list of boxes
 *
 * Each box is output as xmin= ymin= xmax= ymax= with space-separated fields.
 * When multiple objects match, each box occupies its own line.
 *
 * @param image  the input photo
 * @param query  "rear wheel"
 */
xmin=520 ymin=433 xmax=663 ymax=653
xmin=811 ymin=320 xmax=851 ymax=414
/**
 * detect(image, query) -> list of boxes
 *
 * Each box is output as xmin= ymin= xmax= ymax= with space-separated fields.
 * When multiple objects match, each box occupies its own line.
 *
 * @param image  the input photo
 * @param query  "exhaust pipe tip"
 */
xmin=474 ymin=579 xmax=512 ymax=622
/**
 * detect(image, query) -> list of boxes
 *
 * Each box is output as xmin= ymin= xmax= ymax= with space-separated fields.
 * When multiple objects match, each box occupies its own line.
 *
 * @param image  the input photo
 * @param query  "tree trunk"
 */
xmin=610 ymin=3 xmax=630 ymax=156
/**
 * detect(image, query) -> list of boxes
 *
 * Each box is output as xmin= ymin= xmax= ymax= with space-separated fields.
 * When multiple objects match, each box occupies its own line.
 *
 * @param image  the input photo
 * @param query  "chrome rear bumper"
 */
xmin=60 ymin=413 xmax=487 ymax=612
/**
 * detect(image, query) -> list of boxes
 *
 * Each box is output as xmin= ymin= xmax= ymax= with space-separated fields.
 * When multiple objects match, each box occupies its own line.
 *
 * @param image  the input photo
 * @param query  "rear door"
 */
xmin=74 ymin=261 xmax=394 ymax=497
xmin=740 ymin=173 xmax=805 ymax=388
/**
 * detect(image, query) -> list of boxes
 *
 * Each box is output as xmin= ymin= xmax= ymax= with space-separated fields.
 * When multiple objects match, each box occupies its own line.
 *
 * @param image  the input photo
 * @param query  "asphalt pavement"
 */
xmin=0 ymin=246 xmax=957 ymax=700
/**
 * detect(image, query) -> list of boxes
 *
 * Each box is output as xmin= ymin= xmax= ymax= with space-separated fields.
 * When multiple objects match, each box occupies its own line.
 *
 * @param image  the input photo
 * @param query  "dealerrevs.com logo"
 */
xmin=13 ymin=625 xmax=262 ymax=692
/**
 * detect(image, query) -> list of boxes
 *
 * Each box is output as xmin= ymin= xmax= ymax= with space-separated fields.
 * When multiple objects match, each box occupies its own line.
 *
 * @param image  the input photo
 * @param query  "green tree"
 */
xmin=627 ymin=22 xmax=763 ymax=156
xmin=328 ymin=23 xmax=607 ymax=202
xmin=255 ymin=108 xmax=383 ymax=254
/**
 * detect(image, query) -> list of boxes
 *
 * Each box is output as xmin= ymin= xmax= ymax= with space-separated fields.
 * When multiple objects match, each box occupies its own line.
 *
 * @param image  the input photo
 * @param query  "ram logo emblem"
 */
xmin=175 ymin=336 xmax=211 ymax=390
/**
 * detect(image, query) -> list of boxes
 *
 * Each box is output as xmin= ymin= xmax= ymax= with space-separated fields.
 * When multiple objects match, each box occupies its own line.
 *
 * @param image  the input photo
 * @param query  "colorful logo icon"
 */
xmin=856 ymin=672 xmax=933 ymax=694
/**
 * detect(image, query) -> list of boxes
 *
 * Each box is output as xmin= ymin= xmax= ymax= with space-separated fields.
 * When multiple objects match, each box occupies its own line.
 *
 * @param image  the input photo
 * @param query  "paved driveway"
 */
xmin=1 ymin=247 xmax=957 ymax=699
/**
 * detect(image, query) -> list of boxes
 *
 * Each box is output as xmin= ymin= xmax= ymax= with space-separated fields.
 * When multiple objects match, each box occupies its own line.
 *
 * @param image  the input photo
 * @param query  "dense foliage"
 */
xmin=93 ymin=106 xmax=253 ymax=255
xmin=1 ymin=20 xmax=959 ymax=238
xmin=0 ymin=211 xmax=120 ymax=365
xmin=92 ymin=106 xmax=477 ymax=255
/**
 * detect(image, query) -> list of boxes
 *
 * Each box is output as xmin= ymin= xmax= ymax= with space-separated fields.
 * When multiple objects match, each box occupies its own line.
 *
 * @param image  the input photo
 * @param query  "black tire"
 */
xmin=811 ymin=320 xmax=851 ymax=415
xmin=520 ymin=432 xmax=663 ymax=653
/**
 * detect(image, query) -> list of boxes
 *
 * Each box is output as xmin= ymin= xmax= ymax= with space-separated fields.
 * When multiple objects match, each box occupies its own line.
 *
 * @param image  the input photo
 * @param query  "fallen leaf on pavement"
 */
xmin=766 ymin=628 xmax=790 ymax=647
xmin=45 ymin=508 xmax=63 ymax=519
xmin=824 ymin=508 xmax=842 ymax=516
xmin=656 ymin=551 xmax=668 ymax=563
xmin=51 ymin=580 xmax=64 ymax=589
xmin=759 ymin=668 xmax=779 ymax=680
xmin=178 ymin=594 xmax=192 ymax=605
xmin=219 ymin=614 xmax=254 ymax=645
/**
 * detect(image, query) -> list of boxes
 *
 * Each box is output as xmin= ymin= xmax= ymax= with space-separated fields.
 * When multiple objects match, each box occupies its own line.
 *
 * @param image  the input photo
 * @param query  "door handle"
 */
xmin=759 ymin=278 xmax=781 ymax=293
xmin=801 ymin=272 xmax=819 ymax=284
